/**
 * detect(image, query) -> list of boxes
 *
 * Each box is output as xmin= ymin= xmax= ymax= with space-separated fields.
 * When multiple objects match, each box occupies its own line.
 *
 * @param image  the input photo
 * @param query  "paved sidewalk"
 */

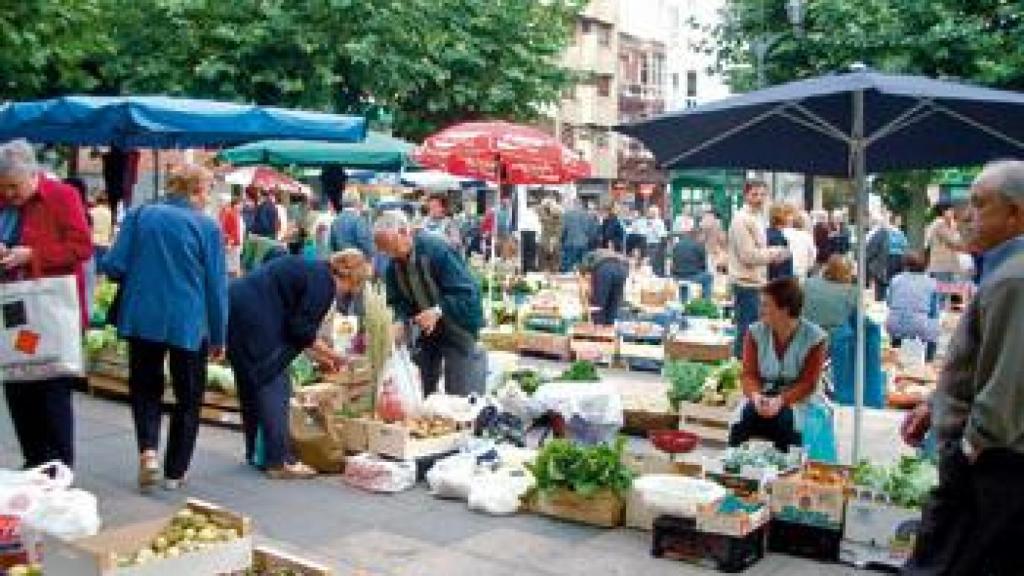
xmin=0 ymin=384 xmax=899 ymax=575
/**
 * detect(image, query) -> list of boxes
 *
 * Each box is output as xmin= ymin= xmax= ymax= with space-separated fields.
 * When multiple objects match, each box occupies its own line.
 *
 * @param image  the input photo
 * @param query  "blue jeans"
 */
xmin=732 ymin=285 xmax=761 ymax=357
xmin=679 ymin=272 xmax=714 ymax=302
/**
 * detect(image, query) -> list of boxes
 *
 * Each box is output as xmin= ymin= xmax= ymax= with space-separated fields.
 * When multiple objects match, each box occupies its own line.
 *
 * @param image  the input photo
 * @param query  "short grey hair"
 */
xmin=373 ymin=209 xmax=411 ymax=233
xmin=0 ymin=139 xmax=39 ymax=179
xmin=341 ymin=189 xmax=361 ymax=208
xmin=975 ymin=160 xmax=1024 ymax=204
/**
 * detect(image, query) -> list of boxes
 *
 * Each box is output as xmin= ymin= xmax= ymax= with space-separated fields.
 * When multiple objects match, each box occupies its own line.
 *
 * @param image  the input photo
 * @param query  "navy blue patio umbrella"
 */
xmin=617 ymin=67 xmax=1024 ymax=461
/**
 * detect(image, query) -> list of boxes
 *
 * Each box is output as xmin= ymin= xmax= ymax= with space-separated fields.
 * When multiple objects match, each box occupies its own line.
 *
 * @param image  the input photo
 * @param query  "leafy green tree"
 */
xmin=3 ymin=0 xmax=584 ymax=142
xmin=705 ymin=0 xmax=1023 ymax=242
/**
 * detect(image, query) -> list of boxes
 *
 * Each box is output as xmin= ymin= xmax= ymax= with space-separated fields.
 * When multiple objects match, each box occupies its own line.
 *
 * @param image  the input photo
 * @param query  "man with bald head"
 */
xmin=901 ymin=160 xmax=1024 ymax=576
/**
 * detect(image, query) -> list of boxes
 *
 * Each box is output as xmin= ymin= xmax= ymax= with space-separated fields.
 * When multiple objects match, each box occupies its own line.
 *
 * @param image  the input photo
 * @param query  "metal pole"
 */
xmin=852 ymin=89 xmax=867 ymax=464
xmin=152 ymin=148 xmax=160 ymax=202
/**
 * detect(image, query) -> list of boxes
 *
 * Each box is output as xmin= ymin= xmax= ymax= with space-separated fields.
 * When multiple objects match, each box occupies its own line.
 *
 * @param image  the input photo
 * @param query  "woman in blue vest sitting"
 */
xmin=227 ymin=249 xmax=367 ymax=479
xmin=729 ymin=277 xmax=828 ymax=454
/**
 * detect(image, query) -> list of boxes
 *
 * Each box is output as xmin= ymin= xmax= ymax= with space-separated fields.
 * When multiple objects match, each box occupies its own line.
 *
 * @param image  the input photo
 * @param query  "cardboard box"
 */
xmin=769 ymin=463 xmax=851 ymax=531
xmin=696 ymin=500 xmax=770 ymax=537
xmin=366 ymin=420 xmax=468 ymax=460
xmin=43 ymin=499 xmax=252 ymax=576
xmin=336 ymin=417 xmax=371 ymax=453
xmin=618 ymin=341 xmax=664 ymax=361
xmin=293 ymin=383 xmax=345 ymax=412
xmin=251 ymin=546 xmax=334 ymax=576
xmin=841 ymin=493 xmax=922 ymax=564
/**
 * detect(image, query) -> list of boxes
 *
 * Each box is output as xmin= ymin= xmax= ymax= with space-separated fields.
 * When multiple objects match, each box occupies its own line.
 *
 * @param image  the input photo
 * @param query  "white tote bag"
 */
xmin=0 ymin=276 xmax=83 ymax=382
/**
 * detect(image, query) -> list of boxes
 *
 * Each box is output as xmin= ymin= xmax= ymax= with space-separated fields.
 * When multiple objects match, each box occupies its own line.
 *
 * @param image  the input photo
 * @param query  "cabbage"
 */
xmin=206 ymin=364 xmax=236 ymax=395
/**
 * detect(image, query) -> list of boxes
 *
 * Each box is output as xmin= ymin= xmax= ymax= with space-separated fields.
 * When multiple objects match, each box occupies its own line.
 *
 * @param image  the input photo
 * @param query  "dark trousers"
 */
xmin=562 ymin=244 xmax=587 ymax=273
xmin=128 ymin=338 xmax=207 ymax=480
xmin=415 ymin=337 xmax=487 ymax=397
xmin=873 ymin=276 xmax=889 ymax=302
xmin=232 ymin=366 xmax=292 ymax=469
xmin=903 ymin=445 xmax=1024 ymax=576
xmin=592 ymin=263 xmax=628 ymax=326
xmin=650 ymin=240 xmax=667 ymax=277
xmin=732 ymin=285 xmax=761 ymax=357
xmin=728 ymin=402 xmax=802 ymax=453
xmin=521 ymin=231 xmax=538 ymax=273
xmin=4 ymin=378 xmax=75 ymax=468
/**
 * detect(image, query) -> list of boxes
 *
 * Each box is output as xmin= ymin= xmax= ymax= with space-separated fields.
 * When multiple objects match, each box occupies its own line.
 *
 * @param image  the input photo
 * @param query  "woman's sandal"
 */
xmin=138 ymin=455 xmax=160 ymax=492
xmin=266 ymin=461 xmax=317 ymax=480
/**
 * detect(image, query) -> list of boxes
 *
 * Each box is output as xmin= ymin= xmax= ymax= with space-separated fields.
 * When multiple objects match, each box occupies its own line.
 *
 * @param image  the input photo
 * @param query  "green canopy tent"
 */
xmin=218 ymin=132 xmax=417 ymax=170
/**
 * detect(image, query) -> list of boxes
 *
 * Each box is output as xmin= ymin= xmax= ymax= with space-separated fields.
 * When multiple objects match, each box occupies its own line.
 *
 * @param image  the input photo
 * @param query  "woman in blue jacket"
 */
xmin=227 ymin=250 xmax=366 ymax=479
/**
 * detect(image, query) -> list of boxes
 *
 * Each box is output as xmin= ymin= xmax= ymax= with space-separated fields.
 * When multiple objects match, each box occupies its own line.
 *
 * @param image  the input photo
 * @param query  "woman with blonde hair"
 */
xmin=226 ymin=249 xmax=367 ymax=479
xmin=801 ymin=254 xmax=858 ymax=337
xmin=102 ymin=164 xmax=228 ymax=490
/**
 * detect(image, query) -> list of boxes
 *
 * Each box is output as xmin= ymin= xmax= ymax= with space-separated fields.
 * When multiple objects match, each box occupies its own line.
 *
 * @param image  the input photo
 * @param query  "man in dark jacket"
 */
xmin=580 ymin=249 xmax=630 ymax=325
xmin=671 ymin=225 xmax=712 ymax=301
xmin=329 ymin=190 xmax=374 ymax=257
xmin=561 ymin=202 xmax=592 ymax=272
xmin=373 ymin=210 xmax=486 ymax=396
xmin=865 ymin=216 xmax=891 ymax=302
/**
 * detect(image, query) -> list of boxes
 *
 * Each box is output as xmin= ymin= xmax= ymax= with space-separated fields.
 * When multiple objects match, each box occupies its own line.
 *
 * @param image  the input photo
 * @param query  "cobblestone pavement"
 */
xmin=0 ymin=366 xmax=907 ymax=575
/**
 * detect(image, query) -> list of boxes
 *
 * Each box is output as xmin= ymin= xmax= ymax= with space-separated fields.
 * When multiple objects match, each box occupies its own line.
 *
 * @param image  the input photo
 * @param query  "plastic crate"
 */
xmin=652 ymin=515 xmax=766 ymax=573
xmin=767 ymin=519 xmax=841 ymax=562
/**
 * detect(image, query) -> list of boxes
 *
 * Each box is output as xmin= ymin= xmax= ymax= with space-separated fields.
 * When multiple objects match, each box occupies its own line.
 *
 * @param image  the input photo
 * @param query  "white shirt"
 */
xmin=518 ymin=207 xmax=541 ymax=234
xmin=276 ymin=204 xmax=289 ymax=241
xmin=782 ymin=227 xmax=817 ymax=278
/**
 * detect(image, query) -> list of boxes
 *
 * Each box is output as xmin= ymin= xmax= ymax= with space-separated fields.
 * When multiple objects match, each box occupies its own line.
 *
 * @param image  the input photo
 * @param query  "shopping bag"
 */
xmin=375 ymin=346 xmax=423 ymax=423
xmin=0 ymin=276 xmax=83 ymax=382
xmin=0 ymin=462 xmax=76 ymax=569
xmin=801 ymin=400 xmax=838 ymax=463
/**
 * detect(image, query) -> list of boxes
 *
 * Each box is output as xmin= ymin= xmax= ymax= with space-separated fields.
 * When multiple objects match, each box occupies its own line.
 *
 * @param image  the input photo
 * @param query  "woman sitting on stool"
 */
xmin=729 ymin=277 xmax=828 ymax=453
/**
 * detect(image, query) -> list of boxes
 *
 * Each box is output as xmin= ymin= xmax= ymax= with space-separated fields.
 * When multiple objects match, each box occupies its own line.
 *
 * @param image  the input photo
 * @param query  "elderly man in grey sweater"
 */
xmin=901 ymin=160 xmax=1024 ymax=576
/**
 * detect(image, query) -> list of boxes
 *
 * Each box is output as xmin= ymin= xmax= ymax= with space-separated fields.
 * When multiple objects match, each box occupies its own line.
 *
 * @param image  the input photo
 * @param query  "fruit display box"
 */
xmin=246 ymin=546 xmax=334 ymax=576
xmin=652 ymin=515 xmax=766 ymax=573
xmin=42 ymin=499 xmax=252 ymax=576
xmin=840 ymin=490 xmax=922 ymax=570
xmin=365 ymin=420 xmax=470 ymax=461
xmin=768 ymin=463 xmax=851 ymax=531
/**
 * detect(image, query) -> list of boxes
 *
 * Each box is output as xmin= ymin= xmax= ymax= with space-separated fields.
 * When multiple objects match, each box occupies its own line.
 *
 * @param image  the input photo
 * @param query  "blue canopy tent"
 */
xmin=0 ymin=95 xmax=367 ymax=197
xmin=617 ymin=67 xmax=1024 ymax=461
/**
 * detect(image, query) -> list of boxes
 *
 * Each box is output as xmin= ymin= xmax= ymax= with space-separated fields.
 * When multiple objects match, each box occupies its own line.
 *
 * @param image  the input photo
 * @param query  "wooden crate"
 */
xmin=618 ymin=341 xmax=664 ymax=361
xmin=664 ymin=338 xmax=732 ymax=363
xmin=569 ymin=323 xmax=617 ymax=364
xmin=530 ymin=488 xmax=624 ymax=528
xmin=678 ymin=402 xmax=733 ymax=444
xmin=480 ymin=328 xmax=521 ymax=353
xmin=622 ymin=409 xmax=679 ymax=436
xmin=365 ymin=420 xmax=469 ymax=461
xmin=251 ymin=547 xmax=334 ymax=576
xmin=518 ymin=331 xmax=571 ymax=360
xmin=334 ymin=417 xmax=371 ymax=453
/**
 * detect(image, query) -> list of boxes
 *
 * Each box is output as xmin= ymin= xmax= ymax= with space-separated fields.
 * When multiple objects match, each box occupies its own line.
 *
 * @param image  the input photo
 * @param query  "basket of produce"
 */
xmin=683 ymin=298 xmax=722 ymax=319
xmin=649 ymin=430 xmax=699 ymax=455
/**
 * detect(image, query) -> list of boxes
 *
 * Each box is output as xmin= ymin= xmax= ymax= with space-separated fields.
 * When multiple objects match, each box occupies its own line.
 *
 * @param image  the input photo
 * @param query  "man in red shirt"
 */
xmin=219 ymin=194 xmax=243 ymax=277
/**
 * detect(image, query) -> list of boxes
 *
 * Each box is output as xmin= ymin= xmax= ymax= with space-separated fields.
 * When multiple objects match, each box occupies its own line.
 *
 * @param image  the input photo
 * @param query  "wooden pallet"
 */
xmin=87 ymin=374 xmax=242 ymax=430
xmin=678 ymin=402 xmax=733 ymax=444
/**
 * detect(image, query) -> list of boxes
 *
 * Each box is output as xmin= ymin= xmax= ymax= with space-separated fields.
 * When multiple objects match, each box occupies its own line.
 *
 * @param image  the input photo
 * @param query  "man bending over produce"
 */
xmin=579 ymin=248 xmax=630 ymax=325
xmin=901 ymin=160 xmax=1024 ymax=576
xmin=373 ymin=210 xmax=487 ymax=396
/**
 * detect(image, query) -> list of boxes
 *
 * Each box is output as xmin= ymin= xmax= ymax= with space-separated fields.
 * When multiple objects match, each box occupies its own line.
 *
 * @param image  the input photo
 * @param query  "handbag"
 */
xmin=0 ymin=275 xmax=84 ymax=381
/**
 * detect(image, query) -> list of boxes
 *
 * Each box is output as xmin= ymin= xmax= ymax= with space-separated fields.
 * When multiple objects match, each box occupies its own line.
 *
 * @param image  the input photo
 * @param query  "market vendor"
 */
xmin=226 ymin=250 xmax=367 ymax=479
xmin=729 ymin=277 xmax=828 ymax=453
xmin=580 ymin=248 xmax=630 ymax=326
xmin=373 ymin=210 xmax=487 ymax=396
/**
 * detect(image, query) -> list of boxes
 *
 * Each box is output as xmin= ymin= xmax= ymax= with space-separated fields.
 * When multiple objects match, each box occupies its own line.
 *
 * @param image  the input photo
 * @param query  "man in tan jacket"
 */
xmin=727 ymin=180 xmax=789 ymax=356
xmin=901 ymin=160 xmax=1024 ymax=576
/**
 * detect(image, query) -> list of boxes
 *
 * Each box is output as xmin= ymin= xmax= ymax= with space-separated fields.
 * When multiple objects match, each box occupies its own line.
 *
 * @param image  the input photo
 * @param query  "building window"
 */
xmin=598 ymin=24 xmax=611 ymax=47
xmin=581 ymin=19 xmax=591 ymax=35
xmin=640 ymin=54 xmax=651 ymax=85
xmin=562 ymin=84 xmax=576 ymax=100
xmin=596 ymin=76 xmax=611 ymax=97
xmin=686 ymin=71 xmax=698 ymax=98
xmin=672 ymin=73 xmax=680 ymax=91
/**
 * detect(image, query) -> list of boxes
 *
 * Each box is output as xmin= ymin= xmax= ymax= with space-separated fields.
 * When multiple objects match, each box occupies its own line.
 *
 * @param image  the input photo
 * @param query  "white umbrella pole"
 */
xmin=852 ymin=89 xmax=867 ymax=464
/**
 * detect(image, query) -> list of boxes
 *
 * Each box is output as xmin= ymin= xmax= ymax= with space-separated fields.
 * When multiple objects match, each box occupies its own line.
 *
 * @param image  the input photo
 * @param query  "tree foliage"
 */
xmin=705 ymin=0 xmax=1023 ymax=240
xmin=1 ymin=0 xmax=584 ymax=141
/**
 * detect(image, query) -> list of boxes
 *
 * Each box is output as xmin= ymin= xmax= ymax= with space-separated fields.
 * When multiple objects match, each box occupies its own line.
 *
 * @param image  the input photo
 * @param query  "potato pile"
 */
xmin=115 ymin=508 xmax=240 ymax=567
xmin=407 ymin=416 xmax=459 ymax=438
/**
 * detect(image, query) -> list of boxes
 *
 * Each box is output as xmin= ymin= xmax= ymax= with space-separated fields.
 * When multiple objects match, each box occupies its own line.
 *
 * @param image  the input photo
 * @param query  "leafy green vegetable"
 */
xmin=506 ymin=369 xmax=545 ymax=395
xmin=684 ymin=298 xmax=721 ymax=319
xmin=721 ymin=444 xmax=799 ymax=474
xmin=853 ymin=456 xmax=938 ymax=508
xmin=664 ymin=360 xmax=716 ymax=409
xmin=288 ymin=354 xmax=319 ymax=388
xmin=206 ymin=364 xmax=236 ymax=395
xmin=527 ymin=438 xmax=634 ymax=497
xmin=555 ymin=360 xmax=600 ymax=382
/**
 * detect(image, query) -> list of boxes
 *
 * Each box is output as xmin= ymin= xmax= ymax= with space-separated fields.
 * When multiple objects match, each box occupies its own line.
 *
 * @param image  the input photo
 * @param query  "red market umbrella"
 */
xmin=413 ymin=121 xmax=591 ymax=185
xmin=224 ymin=165 xmax=306 ymax=195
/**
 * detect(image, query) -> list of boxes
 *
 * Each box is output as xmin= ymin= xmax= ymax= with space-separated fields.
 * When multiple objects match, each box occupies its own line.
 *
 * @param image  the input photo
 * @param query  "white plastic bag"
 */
xmin=24 ymin=488 xmax=100 ymax=539
xmin=341 ymin=453 xmax=416 ymax=493
xmin=636 ymin=475 xmax=726 ymax=519
xmin=376 ymin=346 xmax=424 ymax=422
xmin=426 ymin=453 xmax=478 ymax=501
xmin=467 ymin=468 xmax=535 ymax=516
xmin=0 ymin=277 xmax=84 ymax=382
xmin=0 ymin=462 xmax=77 ymax=566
